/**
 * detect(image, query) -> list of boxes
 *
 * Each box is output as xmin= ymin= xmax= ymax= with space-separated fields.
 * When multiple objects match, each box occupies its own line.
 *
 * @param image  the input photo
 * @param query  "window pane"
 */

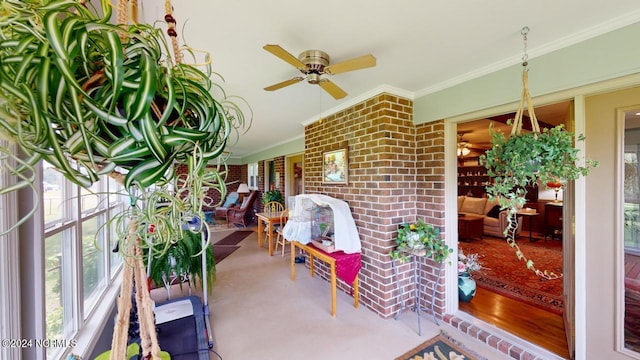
xmin=43 ymin=162 xmax=66 ymax=224
xmin=81 ymin=181 xmax=100 ymax=213
xmin=109 ymin=206 xmax=124 ymax=276
xmin=44 ymin=231 xmax=74 ymax=344
xmin=82 ymin=216 xmax=106 ymax=313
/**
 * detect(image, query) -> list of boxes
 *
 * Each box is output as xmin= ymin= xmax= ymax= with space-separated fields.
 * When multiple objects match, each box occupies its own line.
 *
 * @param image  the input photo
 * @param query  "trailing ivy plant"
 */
xmin=481 ymin=124 xmax=597 ymax=210
xmin=390 ymin=219 xmax=452 ymax=264
xmin=480 ymin=124 xmax=598 ymax=279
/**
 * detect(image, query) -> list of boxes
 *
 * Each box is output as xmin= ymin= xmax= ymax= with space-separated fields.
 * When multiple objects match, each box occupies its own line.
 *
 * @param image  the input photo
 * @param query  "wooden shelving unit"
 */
xmin=458 ymin=165 xmax=489 ymax=197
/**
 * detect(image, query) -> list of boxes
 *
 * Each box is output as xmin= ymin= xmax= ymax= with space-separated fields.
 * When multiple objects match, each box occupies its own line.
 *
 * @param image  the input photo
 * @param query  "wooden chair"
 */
xmin=263 ymin=201 xmax=284 ymax=214
xmin=262 ymin=201 xmax=285 ymax=246
xmin=274 ymin=209 xmax=289 ymax=256
xmin=226 ymin=191 xmax=258 ymax=227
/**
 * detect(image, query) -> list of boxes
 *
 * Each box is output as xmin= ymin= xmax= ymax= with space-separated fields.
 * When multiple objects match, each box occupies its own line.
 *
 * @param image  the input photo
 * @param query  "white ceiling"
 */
xmin=141 ymin=0 xmax=640 ymax=159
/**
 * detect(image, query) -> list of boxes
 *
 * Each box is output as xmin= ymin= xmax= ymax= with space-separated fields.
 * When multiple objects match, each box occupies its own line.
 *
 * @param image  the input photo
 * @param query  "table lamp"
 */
xmin=546 ymin=181 xmax=563 ymax=203
xmin=237 ymin=183 xmax=250 ymax=201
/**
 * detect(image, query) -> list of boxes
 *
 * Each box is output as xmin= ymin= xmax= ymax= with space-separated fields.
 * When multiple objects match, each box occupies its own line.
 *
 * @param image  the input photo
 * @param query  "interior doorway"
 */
xmin=285 ymin=153 xmax=304 ymax=201
xmin=454 ymin=101 xmax=573 ymax=358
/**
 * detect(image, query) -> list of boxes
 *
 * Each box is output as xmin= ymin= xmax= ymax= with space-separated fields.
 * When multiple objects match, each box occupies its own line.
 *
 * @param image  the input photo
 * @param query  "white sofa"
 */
xmin=457 ymin=196 xmax=522 ymax=238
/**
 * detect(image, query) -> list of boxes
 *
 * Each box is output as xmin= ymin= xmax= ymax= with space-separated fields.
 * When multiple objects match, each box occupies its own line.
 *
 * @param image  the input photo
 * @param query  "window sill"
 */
xmin=62 ymin=268 xmax=122 ymax=359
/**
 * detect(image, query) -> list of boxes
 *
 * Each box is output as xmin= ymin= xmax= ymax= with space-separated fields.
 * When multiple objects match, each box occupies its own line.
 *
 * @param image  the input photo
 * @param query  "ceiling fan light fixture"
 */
xmin=307 ymin=73 xmax=321 ymax=84
xmin=457 ymin=147 xmax=471 ymax=157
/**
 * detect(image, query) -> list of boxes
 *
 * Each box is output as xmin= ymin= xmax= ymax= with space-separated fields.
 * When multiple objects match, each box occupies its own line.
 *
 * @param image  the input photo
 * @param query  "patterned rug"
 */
xmin=396 ymin=331 xmax=486 ymax=360
xmin=459 ymin=236 xmax=564 ymax=314
xmin=206 ymin=221 xmax=238 ymax=232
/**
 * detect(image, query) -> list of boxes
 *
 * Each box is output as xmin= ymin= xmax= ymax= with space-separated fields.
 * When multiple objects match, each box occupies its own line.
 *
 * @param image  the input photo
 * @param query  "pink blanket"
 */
xmin=309 ymin=244 xmax=361 ymax=284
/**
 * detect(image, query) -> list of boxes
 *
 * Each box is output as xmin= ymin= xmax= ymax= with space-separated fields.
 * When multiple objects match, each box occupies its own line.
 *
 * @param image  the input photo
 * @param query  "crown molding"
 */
xmin=416 ymin=10 xmax=640 ymax=97
xmin=301 ymin=84 xmax=415 ymax=126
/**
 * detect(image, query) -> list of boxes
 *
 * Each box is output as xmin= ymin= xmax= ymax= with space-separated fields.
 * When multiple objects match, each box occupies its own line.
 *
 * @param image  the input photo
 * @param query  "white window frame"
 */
xmin=248 ymin=162 xmax=259 ymax=190
xmin=1 ymin=160 xmax=126 ymax=360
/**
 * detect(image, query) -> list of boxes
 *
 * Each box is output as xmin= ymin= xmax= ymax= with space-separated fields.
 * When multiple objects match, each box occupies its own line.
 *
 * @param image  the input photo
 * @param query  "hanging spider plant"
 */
xmin=0 ymin=0 xmax=250 ymax=238
xmin=0 ymin=0 xmax=248 ymax=191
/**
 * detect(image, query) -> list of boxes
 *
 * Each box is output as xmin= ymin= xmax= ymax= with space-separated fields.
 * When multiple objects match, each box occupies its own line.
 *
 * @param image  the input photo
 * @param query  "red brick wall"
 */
xmin=304 ymin=94 xmax=447 ymax=318
xmin=415 ymin=120 xmax=447 ymax=316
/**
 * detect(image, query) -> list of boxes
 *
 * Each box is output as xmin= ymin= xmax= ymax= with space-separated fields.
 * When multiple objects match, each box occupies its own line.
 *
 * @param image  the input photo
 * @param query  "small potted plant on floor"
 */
xmin=390 ymin=219 xmax=452 ymax=263
xmin=457 ymin=250 xmax=483 ymax=302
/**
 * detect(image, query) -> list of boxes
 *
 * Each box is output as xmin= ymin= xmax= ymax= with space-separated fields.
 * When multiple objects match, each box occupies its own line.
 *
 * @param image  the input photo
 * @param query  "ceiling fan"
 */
xmin=262 ymin=44 xmax=376 ymax=100
xmin=457 ymin=133 xmax=472 ymax=157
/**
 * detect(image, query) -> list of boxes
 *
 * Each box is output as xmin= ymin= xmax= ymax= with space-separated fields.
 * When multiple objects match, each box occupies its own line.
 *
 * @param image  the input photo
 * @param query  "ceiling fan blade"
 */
xmin=324 ymin=54 xmax=376 ymax=75
xmin=318 ymin=79 xmax=347 ymax=100
xmin=263 ymin=44 xmax=307 ymax=70
xmin=264 ymin=77 xmax=304 ymax=91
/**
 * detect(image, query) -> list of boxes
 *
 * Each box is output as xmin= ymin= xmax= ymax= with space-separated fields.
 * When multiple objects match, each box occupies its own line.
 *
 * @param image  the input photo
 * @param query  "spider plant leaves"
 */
xmin=124 ymin=157 xmax=174 ymax=190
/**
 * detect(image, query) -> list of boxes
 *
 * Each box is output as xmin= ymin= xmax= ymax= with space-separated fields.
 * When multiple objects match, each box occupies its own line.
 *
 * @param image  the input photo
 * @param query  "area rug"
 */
xmin=395 ymin=332 xmax=485 ymax=360
xmin=212 ymin=245 xmax=240 ymax=263
xmin=459 ymin=236 xmax=564 ymax=314
xmin=206 ymin=221 xmax=237 ymax=232
xmin=214 ymin=230 xmax=253 ymax=246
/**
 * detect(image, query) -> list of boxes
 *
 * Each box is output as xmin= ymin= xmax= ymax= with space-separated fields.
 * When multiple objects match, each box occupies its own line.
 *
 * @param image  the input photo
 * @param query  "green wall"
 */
xmin=233 ymin=21 xmax=640 ymax=164
xmin=239 ymin=136 xmax=305 ymax=164
xmin=414 ymin=21 xmax=640 ymax=123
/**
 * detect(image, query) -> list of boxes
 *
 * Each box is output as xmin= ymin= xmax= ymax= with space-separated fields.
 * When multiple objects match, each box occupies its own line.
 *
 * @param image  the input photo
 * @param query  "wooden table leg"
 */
xmin=268 ymin=220 xmax=274 ymax=256
xmin=291 ymin=242 xmax=296 ymax=281
xmin=330 ymin=262 xmax=336 ymax=317
xmin=309 ymin=253 xmax=315 ymax=277
xmin=353 ymin=275 xmax=359 ymax=309
xmin=257 ymin=218 xmax=264 ymax=248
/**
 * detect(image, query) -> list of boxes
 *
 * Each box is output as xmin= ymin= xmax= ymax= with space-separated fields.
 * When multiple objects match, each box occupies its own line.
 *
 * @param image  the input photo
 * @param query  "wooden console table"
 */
xmin=544 ymin=203 xmax=563 ymax=240
xmin=458 ymin=214 xmax=483 ymax=241
xmin=290 ymin=241 xmax=360 ymax=317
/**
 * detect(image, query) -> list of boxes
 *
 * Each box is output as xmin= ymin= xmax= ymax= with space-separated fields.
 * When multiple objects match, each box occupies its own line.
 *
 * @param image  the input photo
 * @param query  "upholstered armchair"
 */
xmin=226 ymin=191 xmax=258 ymax=227
xmin=214 ymin=192 xmax=240 ymax=219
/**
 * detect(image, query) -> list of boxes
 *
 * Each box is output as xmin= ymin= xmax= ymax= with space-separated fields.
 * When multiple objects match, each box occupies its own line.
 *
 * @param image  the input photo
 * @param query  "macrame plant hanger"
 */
xmin=503 ymin=26 xmax=562 ymax=281
xmin=510 ymin=26 xmax=541 ymax=138
xmin=109 ymin=1 xmax=184 ymax=359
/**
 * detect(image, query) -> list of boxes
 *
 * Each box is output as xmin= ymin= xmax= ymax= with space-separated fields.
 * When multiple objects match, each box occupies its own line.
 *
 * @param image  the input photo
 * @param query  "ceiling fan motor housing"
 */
xmin=299 ymin=50 xmax=329 ymax=84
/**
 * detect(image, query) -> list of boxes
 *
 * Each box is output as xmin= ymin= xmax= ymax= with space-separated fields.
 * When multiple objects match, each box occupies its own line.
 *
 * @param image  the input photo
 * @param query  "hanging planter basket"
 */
xmin=479 ymin=28 xmax=597 ymax=280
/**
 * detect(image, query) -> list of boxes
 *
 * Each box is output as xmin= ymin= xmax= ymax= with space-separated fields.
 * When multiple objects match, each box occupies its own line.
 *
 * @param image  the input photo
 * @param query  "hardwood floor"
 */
xmin=460 ymin=286 xmax=570 ymax=359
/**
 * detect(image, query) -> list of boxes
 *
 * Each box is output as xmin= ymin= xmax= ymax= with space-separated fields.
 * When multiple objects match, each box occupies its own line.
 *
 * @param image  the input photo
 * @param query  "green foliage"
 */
xmin=480 ymin=124 xmax=597 ymax=280
xmin=480 ymin=125 xmax=598 ymax=210
xmin=145 ymin=230 xmax=215 ymax=291
xmin=94 ymin=343 xmax=171 ymax=360
xmin=0 ymin=0 xmax=249 ymax=191
xmin=390 ymin=219 xmax=452 ymax=263
xmin=261 ymin=189 xmax=284 ymax=205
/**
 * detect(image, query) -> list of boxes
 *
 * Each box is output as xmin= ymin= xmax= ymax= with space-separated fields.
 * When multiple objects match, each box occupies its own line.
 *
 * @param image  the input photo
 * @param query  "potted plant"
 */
xmin=479 ymin=71 xmax=597 ymax=279
xmin=146 ymin=230 xmax=215 ymax=291
xmin=0 ymin=0 xmax=249 ymax=357
xmin=390 ymin=219 xmax=452 ymax=263
xmin=262 ymin=188 xmax=284 ymax=205
xmin=457 ymin=250 xmax=482 ymax=302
